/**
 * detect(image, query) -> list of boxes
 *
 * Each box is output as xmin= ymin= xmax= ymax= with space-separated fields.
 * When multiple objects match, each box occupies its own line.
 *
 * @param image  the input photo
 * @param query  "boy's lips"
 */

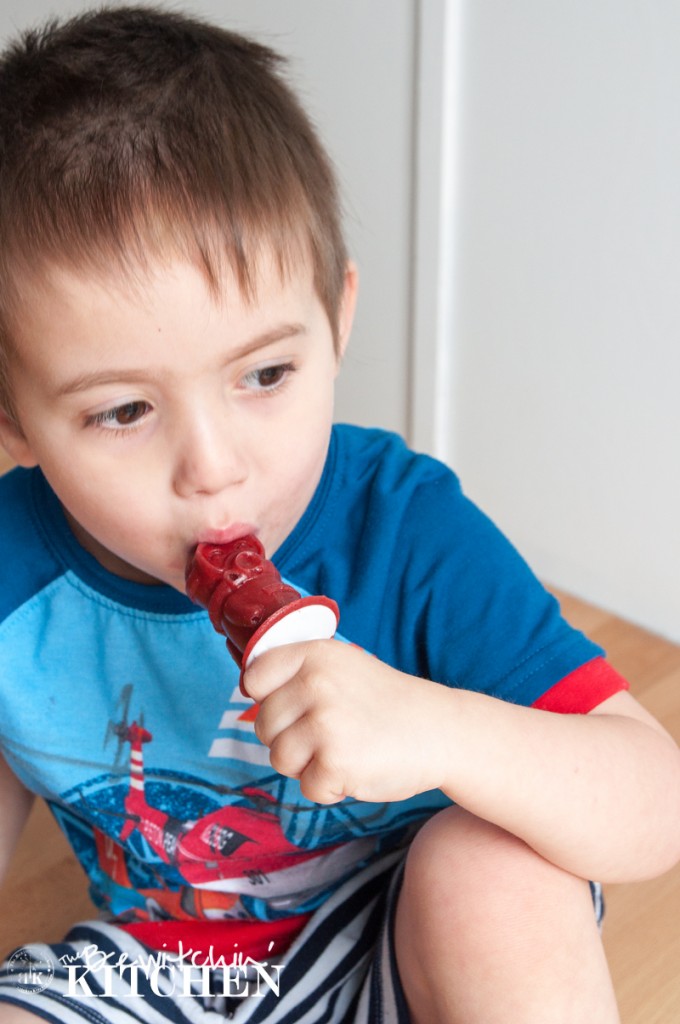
xmin=192 ymin=523 xmax=258 ymax=549
xmin=177 ymin=525 xmax=258 ymax=589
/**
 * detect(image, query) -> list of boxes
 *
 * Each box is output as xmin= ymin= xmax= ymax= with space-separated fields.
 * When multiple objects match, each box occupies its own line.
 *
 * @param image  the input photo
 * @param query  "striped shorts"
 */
xmin=0 ymin=852 xmax=411 ymax=1024
xmin=0 ymin=854 xmax=604 ymax=1024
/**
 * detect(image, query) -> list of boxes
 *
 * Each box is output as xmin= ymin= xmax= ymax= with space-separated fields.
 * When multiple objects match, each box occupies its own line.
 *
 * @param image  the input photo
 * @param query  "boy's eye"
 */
xmin=241 ymin=363 xmax=295 ymax=393
xmin=86 ymin=401 xmax=151 ymax=430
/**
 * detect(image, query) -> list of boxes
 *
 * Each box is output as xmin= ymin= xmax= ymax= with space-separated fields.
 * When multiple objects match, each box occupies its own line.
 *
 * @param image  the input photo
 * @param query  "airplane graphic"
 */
xmin=86 ymin=687 xmax=376 ymax=921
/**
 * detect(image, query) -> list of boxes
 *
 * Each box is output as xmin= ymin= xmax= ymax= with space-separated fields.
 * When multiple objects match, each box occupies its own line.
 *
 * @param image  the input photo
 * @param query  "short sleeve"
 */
xmin=399 ymin=469 xmax=611 ymax=708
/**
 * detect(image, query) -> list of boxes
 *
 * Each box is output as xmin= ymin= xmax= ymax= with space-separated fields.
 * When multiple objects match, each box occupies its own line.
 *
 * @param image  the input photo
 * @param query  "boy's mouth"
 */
xmin=191 ymin=522 xmax=259 ymax=551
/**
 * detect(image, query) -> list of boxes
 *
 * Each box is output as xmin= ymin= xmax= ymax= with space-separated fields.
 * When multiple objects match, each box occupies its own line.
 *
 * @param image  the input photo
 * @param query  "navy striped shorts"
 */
xmin=0 ymin=851 xmax=411 ymax=1023
xmin=0 ymin=854 xmax=604 ymax=1024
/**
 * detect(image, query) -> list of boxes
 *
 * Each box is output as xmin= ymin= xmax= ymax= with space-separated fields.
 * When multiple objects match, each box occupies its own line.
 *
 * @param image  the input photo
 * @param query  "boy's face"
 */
xmin=0 ymin=253 xmax=356 ymax=592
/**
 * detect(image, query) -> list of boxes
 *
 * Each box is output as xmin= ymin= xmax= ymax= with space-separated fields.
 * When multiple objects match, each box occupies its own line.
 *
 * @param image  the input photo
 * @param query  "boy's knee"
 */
xmin=396 ymin=810 xmax=617 ymax=1023
xmin=401 ymin=804 xmax=589 ymax=926
xmin=0 ymin=1005 xmax=45 ymax=1023
xmin=404 ymin=804 xmax=530 ymax=891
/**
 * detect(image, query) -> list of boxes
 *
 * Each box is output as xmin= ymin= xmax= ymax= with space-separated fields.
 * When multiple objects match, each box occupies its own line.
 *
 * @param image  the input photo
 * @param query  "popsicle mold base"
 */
xmin=234 ymin=595 xmax=340 ymax=670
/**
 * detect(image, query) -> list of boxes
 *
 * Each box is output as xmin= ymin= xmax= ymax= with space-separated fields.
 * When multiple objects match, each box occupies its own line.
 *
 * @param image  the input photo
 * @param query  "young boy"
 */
xmin=0 ymin=6 xmax=678 ymax=1023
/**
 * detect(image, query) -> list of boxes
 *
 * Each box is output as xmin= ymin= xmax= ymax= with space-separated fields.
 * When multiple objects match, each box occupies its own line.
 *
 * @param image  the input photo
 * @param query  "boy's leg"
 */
xmin=394 ymin=805 xmax=621 ymax=1024
xmin=0 ymin=1009 xmax=43 ymax=1022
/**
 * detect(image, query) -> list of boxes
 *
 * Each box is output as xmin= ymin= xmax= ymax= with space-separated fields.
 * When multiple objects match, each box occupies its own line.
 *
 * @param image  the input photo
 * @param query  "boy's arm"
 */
xmin=244 ymin=641 xmax=680 ymax=885
xmin=0 ymin=752 xmax=34 ymax=882
xmin=430 ymin=684 xmax=680 ymax=883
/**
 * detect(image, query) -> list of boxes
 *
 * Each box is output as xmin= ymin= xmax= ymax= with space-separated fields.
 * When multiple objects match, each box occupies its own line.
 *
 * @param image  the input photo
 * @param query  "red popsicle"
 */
xmin=185 ymin=535 xmax=339 ymax=670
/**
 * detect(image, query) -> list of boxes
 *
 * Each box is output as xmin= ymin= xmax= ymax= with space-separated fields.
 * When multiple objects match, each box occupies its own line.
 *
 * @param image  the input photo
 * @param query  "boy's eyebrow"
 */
xmin=54 ymin=322 xmax=308 ymax=396
xmin=228 ymin=322 xmax=308 ymax=362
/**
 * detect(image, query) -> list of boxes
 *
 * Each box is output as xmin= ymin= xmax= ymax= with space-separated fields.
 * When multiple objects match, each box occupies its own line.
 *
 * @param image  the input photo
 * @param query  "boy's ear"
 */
xmin=0 ymin=408 xmax=38 ymax=467
xmin=335 ymin=261 xmax=359 ymax=363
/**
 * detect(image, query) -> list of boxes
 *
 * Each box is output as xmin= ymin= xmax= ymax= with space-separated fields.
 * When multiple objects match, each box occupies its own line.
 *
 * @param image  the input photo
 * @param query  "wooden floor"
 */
xmin=550 ymin=588 xmax=680 ymax=1024
xmin=0 ymin=450 xmax=678 ymax=1021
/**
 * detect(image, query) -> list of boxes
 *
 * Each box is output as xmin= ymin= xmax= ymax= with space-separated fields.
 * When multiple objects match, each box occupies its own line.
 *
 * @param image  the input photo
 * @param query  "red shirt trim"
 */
xmin=531 ymin=657 xmax=629 ymax=714
xmin=121 ymin=912 xmax=311 ymax=962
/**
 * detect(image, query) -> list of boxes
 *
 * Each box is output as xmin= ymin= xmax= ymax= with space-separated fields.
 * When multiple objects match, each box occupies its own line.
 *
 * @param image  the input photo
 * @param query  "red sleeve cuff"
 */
xmin=531 ymin=657 xmax=629 ymax=714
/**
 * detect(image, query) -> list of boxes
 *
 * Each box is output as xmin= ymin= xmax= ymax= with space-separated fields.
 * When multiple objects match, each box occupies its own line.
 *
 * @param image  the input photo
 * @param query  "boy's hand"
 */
xmin=242 ymin=640 xmax=447 ymax=805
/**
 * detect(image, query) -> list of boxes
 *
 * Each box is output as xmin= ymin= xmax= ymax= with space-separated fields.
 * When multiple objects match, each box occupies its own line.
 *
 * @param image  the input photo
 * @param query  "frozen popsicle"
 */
xmin=185 ymin=535 xmax=339 ymax=670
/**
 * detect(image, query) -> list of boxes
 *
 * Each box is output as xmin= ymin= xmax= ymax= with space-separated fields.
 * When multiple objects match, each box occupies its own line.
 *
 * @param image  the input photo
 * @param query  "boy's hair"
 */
xmin=0 ymin=5 xmax=348 ymax=413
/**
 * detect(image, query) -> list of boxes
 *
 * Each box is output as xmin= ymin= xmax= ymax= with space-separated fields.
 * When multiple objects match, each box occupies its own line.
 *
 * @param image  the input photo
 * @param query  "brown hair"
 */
xmin=0 ymin=5 xmax=348 ymax=411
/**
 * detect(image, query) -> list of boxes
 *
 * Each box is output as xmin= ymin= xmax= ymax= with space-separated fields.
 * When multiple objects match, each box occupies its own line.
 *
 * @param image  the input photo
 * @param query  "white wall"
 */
xmin=448 ymin=0 xmax=680 ymax=642
xmin=0 ymin=0 xmax=417 ymax=437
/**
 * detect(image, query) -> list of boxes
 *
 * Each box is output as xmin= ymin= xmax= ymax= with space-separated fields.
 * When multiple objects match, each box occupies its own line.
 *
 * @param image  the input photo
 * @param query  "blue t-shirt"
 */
xmin=0 ymin=425 xmax=602 ymax=925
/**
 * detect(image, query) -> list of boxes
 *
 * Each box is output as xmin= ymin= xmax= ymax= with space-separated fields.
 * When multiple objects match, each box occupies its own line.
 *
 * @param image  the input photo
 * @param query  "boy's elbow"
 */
xmin=662 ymin=745 xmax=680 ymax=873
xmin=637 ymin=738 xmax=680 ymax=881
xmin=641 ymin=826 xmax=680 ymax=883
xmin=601 ymin=734 xmax=680 ymax=884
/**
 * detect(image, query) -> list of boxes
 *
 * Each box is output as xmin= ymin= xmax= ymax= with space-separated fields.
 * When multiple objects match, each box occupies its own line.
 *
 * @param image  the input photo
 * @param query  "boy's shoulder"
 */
xmin=334 ymin=423 xmax=457 ymax=492
xmin=330 ymin=423 xmax=464 ymax=535
xmin=0 ymin=466 xmax=64 ymax=624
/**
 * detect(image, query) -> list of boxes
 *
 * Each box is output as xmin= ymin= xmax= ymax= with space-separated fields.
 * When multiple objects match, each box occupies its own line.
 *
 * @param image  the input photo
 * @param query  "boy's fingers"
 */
xmin=299 ymin=758 xmax=345 ymax=805
xmin=267 ymin=721 xmax=312 ymax=779
xmin=254 ymin=685 xmax=306 ymax=748
xmin=241 ymin=641 xmax=310 ymax=701
xmin=267 ymin=721 xmax=345 ymax=805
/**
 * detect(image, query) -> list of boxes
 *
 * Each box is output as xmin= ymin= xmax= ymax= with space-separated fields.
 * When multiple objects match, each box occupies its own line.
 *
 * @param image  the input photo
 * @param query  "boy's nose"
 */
xmin=172 ymin=414 xmax=247 ymax=498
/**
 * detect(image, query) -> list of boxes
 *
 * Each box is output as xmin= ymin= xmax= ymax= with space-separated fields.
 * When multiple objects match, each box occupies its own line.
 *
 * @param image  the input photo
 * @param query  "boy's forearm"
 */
xmin=245 ymin=639 xmax=680 ymax=880
xmin=0 ymin=753 xmax=33 ymax=883
xmin=431 ymin=685 xmax=680 ymax=883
